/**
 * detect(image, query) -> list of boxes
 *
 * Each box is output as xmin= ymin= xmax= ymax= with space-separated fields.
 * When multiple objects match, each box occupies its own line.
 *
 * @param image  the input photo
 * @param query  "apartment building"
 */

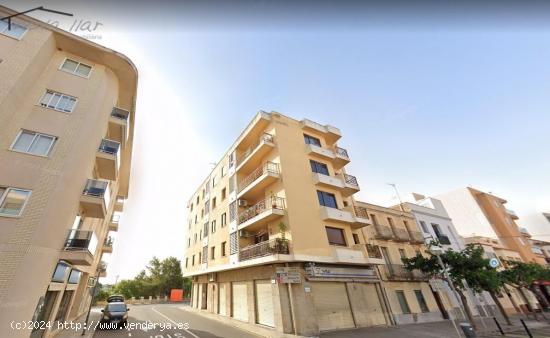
xmin=354 ymin=202 xmax=443 ymax=324
xmin=0 ymin=6 xmax=137 ymax=338
xmin=437 ymin=187 xmax=540 ymax=265
xmin=184 ymin=112 xmax=396 ymax=336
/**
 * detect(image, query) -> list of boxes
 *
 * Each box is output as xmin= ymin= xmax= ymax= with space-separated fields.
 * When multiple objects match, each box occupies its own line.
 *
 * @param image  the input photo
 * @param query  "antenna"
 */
xmin=1 ymin=6 xmax=73 ymax=30
xmin=387 ymin=182 xmax=405 ymax=212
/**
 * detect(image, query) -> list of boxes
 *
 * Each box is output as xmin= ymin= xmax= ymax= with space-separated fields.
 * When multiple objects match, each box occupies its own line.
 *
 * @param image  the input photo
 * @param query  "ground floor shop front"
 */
xmin=189 ymin=263 xmax=447 ymax=336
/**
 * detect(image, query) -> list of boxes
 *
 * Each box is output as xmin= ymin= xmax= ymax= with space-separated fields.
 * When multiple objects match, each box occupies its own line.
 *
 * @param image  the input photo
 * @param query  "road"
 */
xmin=91 ymin=304 xmax=259 ymax=338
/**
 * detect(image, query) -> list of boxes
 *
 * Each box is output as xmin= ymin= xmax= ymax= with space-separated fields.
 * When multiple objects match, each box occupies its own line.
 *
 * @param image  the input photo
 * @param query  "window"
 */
xmin=326 ymin=227 xmax=346 ymax=246
xmin=211 ymin=220 xmax=216 ymax=234
xmin=202 ymin=246 xmax=208 ymax=263
xmin=396 ymin=291 xmax=411 ymax=314
xmin=210 ymin=246 xmax=215 ymax=260
xmin=317 ymin=190 xmax=338 ymax=208
xmin=222 ymin=241 xmax=227 ymax=256
xmin=431 ymin=223 xmax=442 ymax=237
xmin=196 ymin=196 xmax=199 ymax=205
xmin=212 ymin=197 xmax=217 ymax=209
xmin=352 ymin=233 xmax=360 ymax=245
xmin=203 ymin=223 xmax=208 ymax=238
xmin=221 ymin=188 xmax=227 ymax=200
xmin=0 ymin=20 xmax=27 ymax=39
xmin=414 ymin=290 xmax=429 ymax=313
xmin=370 ymin=214 xmax=378 ymax=226
xmin=419 ymin=220 xmax=429 ymax=233
xmin=187 ymin=238 xmax=190 ymax=248
xmin=0 ymin=187 xmax=31 ymax=216
xmin=221 ymin=213 xmax=227 ymax=227
xmin=229 ymin=201 xmax=237 ymax=222
xmin=198 ymin=252 xmax=201 ymax=264
xmin=68 ymin=270 xmax=81 ymax=284
xmin=310 ymin=160 xmax=329 ymax=175
xmin=51 ymin=262 xmax=70 ymax=282
xmin=387 ymin=217 xmax=395 ymax=228
xmin=304 ymin=134 xmax=321 ymax=146
xmin=230 ymin=232 xmax=238 ymax=254
xmin=192 ymin=255 xmax=195 ymax=266
xmin=398 ymin=249 xmax=407 ymax=260
xmin=39 ymin=90 xmax=77 ymax=113
xmin=194 ymin=233 xmax=197 ymax=243
xmin=212 ymin=175 xmax=217 ymax=187
xmin=221 ymin=166 xmax=226 ymax=177
xmin=194 ymin=215 xmax=197 ymax=224
xmin=11 ymin=130 xmax=56 ymax=156
xmin=190 ymin=203 xmax=193 ymax=212
xmin=185 ymin=258 xmax=188 ymax=268
xmin=60 ymin=59 xmax=92 ymax=77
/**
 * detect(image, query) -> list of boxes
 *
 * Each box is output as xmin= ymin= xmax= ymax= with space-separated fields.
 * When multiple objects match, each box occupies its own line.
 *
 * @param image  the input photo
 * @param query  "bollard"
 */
xmin=520 ymin=319 xmax=533 ymax=338
xmin=459 ymin=323 xmax=477 ymax=338
xmin=493 ymin=317 xmax=505 ymax=335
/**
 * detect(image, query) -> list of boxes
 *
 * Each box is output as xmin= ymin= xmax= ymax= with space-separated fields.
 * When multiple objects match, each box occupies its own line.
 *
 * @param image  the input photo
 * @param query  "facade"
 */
xmin=0 ymin=6 xmax=137 ymax=338
xmin=436 ymin=187 xmax=540 ymax=264
xmin=183 ymin=112 xmax=443 ymax=336
xmin=355 ymin=202 xmax=444 ymax=324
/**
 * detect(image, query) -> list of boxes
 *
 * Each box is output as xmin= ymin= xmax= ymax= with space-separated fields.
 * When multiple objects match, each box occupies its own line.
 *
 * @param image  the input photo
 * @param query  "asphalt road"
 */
xmin=92 ymin=304 xmax=259 ymax=338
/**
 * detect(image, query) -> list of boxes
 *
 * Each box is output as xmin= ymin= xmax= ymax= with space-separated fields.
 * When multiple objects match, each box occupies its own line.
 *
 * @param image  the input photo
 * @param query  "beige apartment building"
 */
xmin=0 ymin=6 xmax=137 ymax=338
xmin=183 ymin=111 xmax=442 ymax=336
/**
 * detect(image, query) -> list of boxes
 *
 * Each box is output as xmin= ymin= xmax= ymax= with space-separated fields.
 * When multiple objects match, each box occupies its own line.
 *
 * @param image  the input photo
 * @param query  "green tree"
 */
xmin=403 ymin=244 xmax=511 ymax=328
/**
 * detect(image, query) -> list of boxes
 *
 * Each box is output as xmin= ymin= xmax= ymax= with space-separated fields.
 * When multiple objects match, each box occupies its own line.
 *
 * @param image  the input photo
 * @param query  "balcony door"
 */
xmin=381 ymin=247 xmax=393 ymax=275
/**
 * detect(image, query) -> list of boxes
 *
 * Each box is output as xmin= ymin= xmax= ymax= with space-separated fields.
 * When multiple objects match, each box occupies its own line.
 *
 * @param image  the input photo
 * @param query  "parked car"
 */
xmin=100 ymin=299 xmax=129 ymax=328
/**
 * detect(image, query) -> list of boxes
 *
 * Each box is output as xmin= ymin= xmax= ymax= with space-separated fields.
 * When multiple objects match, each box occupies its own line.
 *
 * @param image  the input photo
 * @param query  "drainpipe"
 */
xmin=285 ymin=263 xmax=297 ymax=335
xmin=376 ymin=265 xmax=396 ymax=325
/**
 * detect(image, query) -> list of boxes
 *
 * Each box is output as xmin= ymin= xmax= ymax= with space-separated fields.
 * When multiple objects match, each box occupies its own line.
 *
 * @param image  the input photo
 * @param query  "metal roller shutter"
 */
xmin=232 ymin=282 xmax=249 ymax=322
xmin=255 ymin=280 xmax=275 ymax=327
xmin=219 ymin=283 xmax=226 ymax=316
xmin=312 ymin=282 xmax=355 ymax=331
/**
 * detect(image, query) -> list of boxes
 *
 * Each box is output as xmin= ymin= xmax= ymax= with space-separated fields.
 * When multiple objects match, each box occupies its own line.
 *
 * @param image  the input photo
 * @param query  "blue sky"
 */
xmin=6 ymin=1 xmax=550 ymax=281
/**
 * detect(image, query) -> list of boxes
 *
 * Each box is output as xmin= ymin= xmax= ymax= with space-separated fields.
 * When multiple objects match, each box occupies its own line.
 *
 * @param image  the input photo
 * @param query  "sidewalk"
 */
xmin=320 ymin=316 xmax=550 ymax=338
xmin=55 ymin=308 xmax=102 ymax=338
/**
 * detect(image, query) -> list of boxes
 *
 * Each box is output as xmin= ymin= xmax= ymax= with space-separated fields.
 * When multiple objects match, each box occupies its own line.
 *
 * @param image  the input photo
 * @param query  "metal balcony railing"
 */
xmin=64 ymin=229 xmax=97 ymax=254
xmin=343 ymin=173 xmax=358 ymax=186
xmin=238 ymin=161 xmax=279 ymax=193
xmin=392 ymin=227 xmax=410 ymax=242
xmin=111 ymin=214 xmax=120 ymax=223
xmin=373 ymin=224 xmax=394 ymax=240
xmin=408 ymin=231 xmax=425 ymax=244
xmin=237 ymin=133 xmax=274 ymax=166
xmin=104 ymin=236 xmax=114 ymax=247
xmin=366 ymin=244 xmax=383 ymax=259
xmin=385 ymin=264 xmax=428 ymax=281
xmin=238 ymin=197 xmax=285 ymax=224
xmin=98 ymin=139 xmax=120 ymax=155
xmin=437 ymin=235 xmax=451 ymax=245
xmin=239 ymin=238 xmax=289 ymax=261
xmin=99 ymin=261 xmax=108 ymax=272
xmin=111 ymin=107 xmax=129 ymax=121
xmin=335 ymin=146 xmax=349 ymax=158
xmin=354 ymin=206 xmax=369 ymax=219
xmin=82 ymin=179 xmax=108 ymax=198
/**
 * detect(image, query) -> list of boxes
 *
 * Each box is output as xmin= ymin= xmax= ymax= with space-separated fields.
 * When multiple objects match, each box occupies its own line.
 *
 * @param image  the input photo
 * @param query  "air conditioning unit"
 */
xmin=208 ymin=273 xmax=217 ymax=282
xmin=238 ymin=199 xmax=248 ymax=207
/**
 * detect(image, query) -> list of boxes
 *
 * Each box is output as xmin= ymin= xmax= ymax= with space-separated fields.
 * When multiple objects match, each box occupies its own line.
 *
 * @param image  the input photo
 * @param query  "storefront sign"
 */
xmin=275 ymin=267 xmax=302 ymax=283
xmin=305 ymin=264 xmax=377 ymax=280
xmin=429 ymin=278 xmax=446 ymax=291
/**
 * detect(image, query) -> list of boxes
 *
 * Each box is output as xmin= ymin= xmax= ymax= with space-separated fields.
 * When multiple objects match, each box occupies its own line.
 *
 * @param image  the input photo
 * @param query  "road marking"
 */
xmin=152 ymin=306 xmax=200 ymax=338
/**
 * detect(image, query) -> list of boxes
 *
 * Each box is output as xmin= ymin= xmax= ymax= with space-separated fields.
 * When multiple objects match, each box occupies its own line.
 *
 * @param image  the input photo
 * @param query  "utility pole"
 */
xmin=81 ymin=263 xmax=105 ymax=336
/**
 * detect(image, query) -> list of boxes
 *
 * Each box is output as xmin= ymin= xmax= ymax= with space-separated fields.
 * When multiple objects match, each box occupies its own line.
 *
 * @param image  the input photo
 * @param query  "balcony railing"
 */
xmin=111 ymin=107 xmax=129 ymax=121
xmin=373 ymin=224 xmax=394 ymax=240
xmin=111 ymin=214 xmax=120 ymax=223
xmin=238 ymin=197 xmax=285 ymax=224
xmin=343 ymin=173 xmax=358 ymax=186
xmin=238 ymin=161 xmax=279 ymax=192
xmin=385 ymin=264 xmax=428 ymax=281
xmin=98 ymin=139 xmax=120 ymax=155
xmin=99 ymin=261 xmax=108 ymax=272
xmin=408 ymin=231 xmax=425 ymax=244
xmin=82 ymin=179 xmax=108 ymax=198
xmin=64 ymin=229 xmax=98 ymax=254
xmin=437 ymin=235 xmax=451 ymax=245
xmin=335 ymin=146 xmax=349 ymax=158
xmin=237 ymin=133 xmax=274 ymax=166
xmin=392 ymin=227 xmax=410 ymax=242
xmin=104 ymin=236 xmax=114 ymax=247
xmin=366 ymin=244 xmax=383 ymax=259
xmin=239 ymin=238 xmax=289 ymax=261
xmin=354 ymin=206 xmax=369 ymax=219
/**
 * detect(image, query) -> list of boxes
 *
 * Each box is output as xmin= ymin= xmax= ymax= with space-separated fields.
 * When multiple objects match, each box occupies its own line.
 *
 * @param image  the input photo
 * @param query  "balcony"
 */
xmin=333 ymin=146 xmax=350 ymax=169
xmin=385 ymin=264 xmax=428 ymax=281
xmin=506 ymin=208 xmax=519 ymax=220
xmin=320 ymin=206 xmax=369 ymax=229
xmin=312 ymin=172 xmax=359 ymax=197
xmin=103 ymin=236 xmax=113 ymax=253
xmin=341 ymin=174 xmax=360 ymax=196
xmin=392 ymin=227 xmax=410 ymax=242
xmin=236 ymin=133 xmax=275 ymax=173
xmin=108 ymin=107 xmax=129 ymax=143
xmin=237 ymin=162 xmax=280 ymax=200
xmin=95 ymin=139 xmax=120 ymax=180
xmin=59 ymin=230 xmax=98 ymax=266
xmin=306 ymin=143 xmax=336 ymax=161
xmin=373 ymin=224 xmax=394 ymax=240
xmin=408 ymin=230 xmax=425 ymax=244
xmin=99 ymin=261 xmax=107 ymax=278
xmin=366 ymin=244 xmax=383 ymax=259
xmin=114 ymin=196 xmax=124 ymax=212
xmin=108 ymin=215 xmax=119 ymax=231
xmin=238 ymin=197 xmax=285 ymax=231
xmin=300 ymin=119 xmax=341 ymax=145
xmin=80 ymin=179 xmax=110 ymax=219
xmin=437 ymin=235 xmax=451 ymax=245
xmin=239 ymin=238 xmax=290 ymax=262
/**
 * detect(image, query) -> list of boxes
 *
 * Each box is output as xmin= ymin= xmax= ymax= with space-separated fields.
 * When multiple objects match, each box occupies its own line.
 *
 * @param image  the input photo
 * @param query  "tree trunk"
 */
xmin=489 ymin=291 xmax=512 ymax=325
xmin=519 ymin=287 xmax=539 ymax=321
xmin=458 ymin=289 xmax=477 ymax=330
xmin=529 ymin=285 xmax=548 ymax=319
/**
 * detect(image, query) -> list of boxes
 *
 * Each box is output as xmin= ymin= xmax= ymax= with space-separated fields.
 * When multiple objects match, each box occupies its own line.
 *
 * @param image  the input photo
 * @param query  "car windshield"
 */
xmin=107 ymin=303 xmax=126 ymax=312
